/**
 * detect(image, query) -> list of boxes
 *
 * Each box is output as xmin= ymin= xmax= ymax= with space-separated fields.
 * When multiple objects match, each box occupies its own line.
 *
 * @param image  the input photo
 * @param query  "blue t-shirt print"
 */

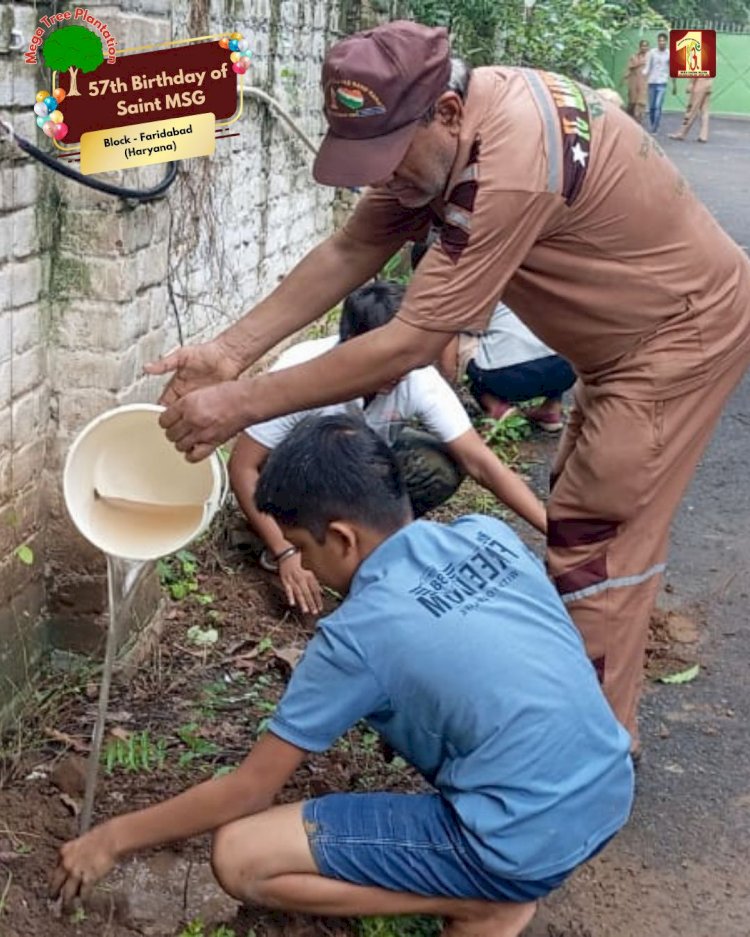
xmin=269 ymin=515 xmax=634 ymax=881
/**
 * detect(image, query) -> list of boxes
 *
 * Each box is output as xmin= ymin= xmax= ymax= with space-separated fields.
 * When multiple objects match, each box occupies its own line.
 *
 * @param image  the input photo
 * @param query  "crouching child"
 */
xmin=53 ymin=415 xmax=634 ymax=937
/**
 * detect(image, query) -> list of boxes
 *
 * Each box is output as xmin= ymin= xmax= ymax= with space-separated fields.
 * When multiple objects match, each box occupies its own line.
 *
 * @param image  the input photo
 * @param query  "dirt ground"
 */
xmin=0 ymin=423 xmax=705 ymax=937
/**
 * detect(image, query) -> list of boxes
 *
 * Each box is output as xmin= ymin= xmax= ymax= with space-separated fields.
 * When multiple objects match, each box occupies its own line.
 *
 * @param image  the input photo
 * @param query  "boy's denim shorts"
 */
xmin=301 ymin=792 xmax=571 ymax=903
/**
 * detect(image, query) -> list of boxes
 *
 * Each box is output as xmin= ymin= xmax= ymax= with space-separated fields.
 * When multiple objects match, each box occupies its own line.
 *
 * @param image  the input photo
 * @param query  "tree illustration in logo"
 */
xmin=42 ymin=25 xmax=104 ymax=97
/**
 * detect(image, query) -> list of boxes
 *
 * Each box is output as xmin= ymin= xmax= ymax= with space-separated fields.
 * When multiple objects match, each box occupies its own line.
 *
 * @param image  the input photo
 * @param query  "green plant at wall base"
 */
xmin=103 ymin=730 xmax=167 ymax=775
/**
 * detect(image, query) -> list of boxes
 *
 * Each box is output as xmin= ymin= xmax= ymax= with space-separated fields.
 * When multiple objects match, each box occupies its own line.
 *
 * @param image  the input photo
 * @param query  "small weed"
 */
xmin=13 ymin=544 xmax=34 ymax=566
xmin=358 ymin=915 xmax=440 ymax=937
xmin=480 ymin=413 xmax=531 ymax=449
xmin=69 ymin=906 xmax=87 ymax=924
xmin=378 ymin=250 xmax=411 ymax=285
xmin=177 ymin=723 xmax=220 ymax=767
xmin=157 ymin=550 xmax=201 ymax=601
xmin=178 ymin=920 xmax=237 ymax=937
xmin=103 ymin=730 xmax=167 ymax=775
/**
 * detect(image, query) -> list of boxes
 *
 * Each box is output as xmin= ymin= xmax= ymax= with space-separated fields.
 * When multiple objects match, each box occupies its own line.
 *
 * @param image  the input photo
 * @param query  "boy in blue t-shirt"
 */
xmin=53 ymin=415 xmax=633 ymax=937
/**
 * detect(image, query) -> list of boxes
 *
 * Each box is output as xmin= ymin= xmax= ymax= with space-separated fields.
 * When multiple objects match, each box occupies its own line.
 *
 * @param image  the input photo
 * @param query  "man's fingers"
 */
xmin=143 ymin=348 xmax=184 ymax=376
xmin=158 ymin=381 xmax=181 ymax=407
xmin=185 ymin=443 xmax=217 ymax=463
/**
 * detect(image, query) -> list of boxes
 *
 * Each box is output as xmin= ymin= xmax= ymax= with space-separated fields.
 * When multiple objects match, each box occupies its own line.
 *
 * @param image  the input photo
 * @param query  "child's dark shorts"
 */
xmin=301 ymin=792 xmax=572 ymax=903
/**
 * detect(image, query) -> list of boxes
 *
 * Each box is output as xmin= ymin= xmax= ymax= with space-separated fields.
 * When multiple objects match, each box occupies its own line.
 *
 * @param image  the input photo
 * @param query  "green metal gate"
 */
xmin=602 ymin=21 xmax=750 ymax=118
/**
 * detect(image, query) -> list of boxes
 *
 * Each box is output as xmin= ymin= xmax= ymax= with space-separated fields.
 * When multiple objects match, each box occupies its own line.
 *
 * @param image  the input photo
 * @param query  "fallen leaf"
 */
xmin=109 ymin=726 xmax=131 ymax=742
xmin=186 ymin=625 xmax=219 ymax=647
xmin=658 ymin=664 xmax=700 ymax=685
xmin=44 ymin=728 xmax=90 ymax=753
xmin=59 ymin=793 xmax=81 ymax=817
xmin=273 ymin=645 xmax=304 ymax=670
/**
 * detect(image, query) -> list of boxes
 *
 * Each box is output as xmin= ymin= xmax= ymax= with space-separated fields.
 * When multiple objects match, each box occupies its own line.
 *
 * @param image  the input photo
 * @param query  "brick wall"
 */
xmin=0 ymin=0 xmax=355 ymax=719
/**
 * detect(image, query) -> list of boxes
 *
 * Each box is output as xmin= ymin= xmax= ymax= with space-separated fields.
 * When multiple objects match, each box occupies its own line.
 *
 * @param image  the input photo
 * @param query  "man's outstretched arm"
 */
xmin=162 ymin=317 xmax=453 ymax=461
xmin=146 ymin=228 xmax=400 ymax=406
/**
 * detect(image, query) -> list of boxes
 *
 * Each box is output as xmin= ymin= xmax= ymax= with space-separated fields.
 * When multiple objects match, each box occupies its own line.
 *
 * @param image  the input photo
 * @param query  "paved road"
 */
xmin=532 ymin=115 xmax=750 ymax=937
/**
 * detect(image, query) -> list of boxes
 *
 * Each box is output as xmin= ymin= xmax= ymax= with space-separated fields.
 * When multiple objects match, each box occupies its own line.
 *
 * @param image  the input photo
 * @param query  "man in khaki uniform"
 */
xmin=149 ymin=22 xmax=750 ymax=760
xmin=623 ymin=38 xmax=649 ymax=123
xmin=670 ymin=76 xmax=714 ymax=142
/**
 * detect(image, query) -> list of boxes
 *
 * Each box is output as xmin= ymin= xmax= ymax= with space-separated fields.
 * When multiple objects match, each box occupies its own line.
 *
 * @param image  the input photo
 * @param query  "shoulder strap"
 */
xmin=521 ymin=68 xmax=592 ymax=206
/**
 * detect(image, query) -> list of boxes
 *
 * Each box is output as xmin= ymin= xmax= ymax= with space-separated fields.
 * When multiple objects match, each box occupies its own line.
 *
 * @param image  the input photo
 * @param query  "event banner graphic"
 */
xmin=669 ymin=29 xmax=717 ymax=78
xmin=24 ymin=10 xmax=248 ymax=175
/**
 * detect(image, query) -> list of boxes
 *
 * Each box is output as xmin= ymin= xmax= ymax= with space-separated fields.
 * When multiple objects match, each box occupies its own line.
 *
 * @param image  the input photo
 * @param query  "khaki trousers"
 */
xmin=676 ymin=83 xmax=712 ymax=141
xmin=547 ymin=353 xmax=749 ymax=745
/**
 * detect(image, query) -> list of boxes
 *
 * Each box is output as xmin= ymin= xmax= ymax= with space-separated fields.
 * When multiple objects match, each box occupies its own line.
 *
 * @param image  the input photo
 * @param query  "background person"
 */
xmin=229 ymin=282 xmax=547 ymax=614
xmin=643 ymin=32 xmax=670 ymax=132
xmin=54 ymin=415 xmax=634 ymax=937
xmin=623 ymin=39 xmax=649 ymax=123
xmin=669 ymin=76 xmax=713 ymax=143
xmin=411 ymin=239 xmax=576 ymax=432
xmin=145 ymin=21 xmax=750 ymax=753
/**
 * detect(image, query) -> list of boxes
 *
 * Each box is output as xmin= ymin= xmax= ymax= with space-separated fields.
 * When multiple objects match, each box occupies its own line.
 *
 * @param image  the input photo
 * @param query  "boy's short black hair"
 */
xmin=339 ymin=281 xmax=406 ymax=342
xmin=255 ymin=414 xmax=411 ymax=542
xmin=657 ymin=31 xmax=668 ymax=40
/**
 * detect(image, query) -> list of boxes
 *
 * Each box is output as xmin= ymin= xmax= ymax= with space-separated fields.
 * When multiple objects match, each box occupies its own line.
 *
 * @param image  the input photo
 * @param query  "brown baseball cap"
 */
xmin=313 ymin=21 xmax=451 ymax=187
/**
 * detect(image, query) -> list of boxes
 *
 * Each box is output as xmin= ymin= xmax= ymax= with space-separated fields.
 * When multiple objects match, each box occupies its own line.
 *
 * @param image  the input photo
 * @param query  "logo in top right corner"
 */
xmin=670 ymin=29 xmax=716 ymax=78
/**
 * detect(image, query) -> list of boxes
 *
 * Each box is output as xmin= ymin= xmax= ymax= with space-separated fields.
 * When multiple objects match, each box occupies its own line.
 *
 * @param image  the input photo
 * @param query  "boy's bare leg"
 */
xmin=212 ymin=803 xmax=537 ymax=937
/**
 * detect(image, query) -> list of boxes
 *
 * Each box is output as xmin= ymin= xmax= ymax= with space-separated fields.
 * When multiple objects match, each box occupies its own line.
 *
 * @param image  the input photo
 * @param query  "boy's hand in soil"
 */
xmin=51 ymin=823 xmax=119 ymax=907
xmin=279 ymin=552 xmax=324 ymax=615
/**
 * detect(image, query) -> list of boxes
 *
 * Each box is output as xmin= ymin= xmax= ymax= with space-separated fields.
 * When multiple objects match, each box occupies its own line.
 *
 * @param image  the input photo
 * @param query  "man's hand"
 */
xmin=144 ymin=340 xmax=243 ymax=407
xmin=160 ymin=382 xmax=251 ymax=462
xmin=51 ymin=824 xmax=119 ymax=909
xmin=279 ymin=552 xmax=323 ymax=615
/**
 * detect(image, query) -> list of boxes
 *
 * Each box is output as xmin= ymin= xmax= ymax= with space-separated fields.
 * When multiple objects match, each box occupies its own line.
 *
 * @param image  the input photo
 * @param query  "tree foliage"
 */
xmin=407 ymin=0 xmax=666 ymax=84
xmin=42 ymin=24 xmax=104 ymax=73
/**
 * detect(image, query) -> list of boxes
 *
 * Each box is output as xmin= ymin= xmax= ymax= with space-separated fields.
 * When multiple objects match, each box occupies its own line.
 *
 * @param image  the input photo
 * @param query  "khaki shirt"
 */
xmin=343 ymin=67 xmax=750 ymax=400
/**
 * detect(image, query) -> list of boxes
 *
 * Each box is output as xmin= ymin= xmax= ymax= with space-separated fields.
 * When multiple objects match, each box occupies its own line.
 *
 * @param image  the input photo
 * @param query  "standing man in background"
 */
xmin=643 ymin=32 xmax=670 ymax=132
xmin=670 ymin=76 xmax=714 ymax=143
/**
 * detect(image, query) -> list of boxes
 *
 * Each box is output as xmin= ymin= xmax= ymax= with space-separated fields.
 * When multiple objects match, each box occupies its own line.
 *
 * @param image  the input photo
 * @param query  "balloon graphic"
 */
xmin=239 ymin=56 xmax=251 ymax=69
xmin=44 ymin=96 xmax=57 ymax=112
xmin=36 ymin=115 xmax=50 ymax=128
xmin=219 ymin=38 xmax=229 ymax=49
xmin=36 ymin=89 xmax=50 ymax=103
xmin=43 ymin=121 xmax=57 ymax=138
xmin=230 ymin=51 xmax=241 ymax=63
xmin=53 ymin=123 xmax=69 ymax=141
xmin=53 ymin=88 xmax=66 ymax=104
xmin=228 ymin=39 xmax=240 ymax=52
xmin=34 ymin=102 xmax=49 ymax=117
xmin=232 ymin=63 xmax=246 ymax=75
xmin=230 ymin=32 xmax=242 ymax=40
xmin=50 ymin=110 xmax=64 ymax=124
xmin=238 ymin=40 xmax=249 ymax=52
